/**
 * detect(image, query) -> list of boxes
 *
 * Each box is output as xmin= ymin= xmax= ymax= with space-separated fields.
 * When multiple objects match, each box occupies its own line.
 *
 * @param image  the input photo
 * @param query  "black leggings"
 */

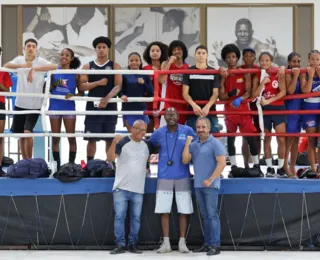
xmin=227 ymin=136 xmax=258 ymax=156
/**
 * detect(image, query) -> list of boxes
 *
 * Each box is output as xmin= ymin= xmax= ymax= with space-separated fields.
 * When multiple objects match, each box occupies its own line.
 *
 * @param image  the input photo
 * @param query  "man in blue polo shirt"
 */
xmin=182 ymin=116 xmax=226 ymax=256
xmin=149 ymin=107 xmax=197 ymax=254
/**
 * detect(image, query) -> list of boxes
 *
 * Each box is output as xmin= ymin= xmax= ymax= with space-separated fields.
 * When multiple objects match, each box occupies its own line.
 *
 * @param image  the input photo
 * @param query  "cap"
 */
xmin=242 ymin=47 xmax=256 ymax=56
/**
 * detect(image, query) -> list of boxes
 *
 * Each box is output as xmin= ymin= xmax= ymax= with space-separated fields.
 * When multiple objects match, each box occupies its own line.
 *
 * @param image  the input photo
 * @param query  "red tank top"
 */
xmin=143 ymin=64 xmax=161 ymax=110
xmin=224 ymin=75 xmax=249 ymax=111
xmin=164 ymin=63 xmax=189 ymax=109
xmin=257 ymin=71 xmax=284 ymax=106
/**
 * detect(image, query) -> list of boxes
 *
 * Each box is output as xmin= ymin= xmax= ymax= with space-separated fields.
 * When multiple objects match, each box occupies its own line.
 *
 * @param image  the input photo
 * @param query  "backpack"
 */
xmin=7 ymin=158 xmax=50 ymax=178
xmin=53 ymin=163 xmax=85 ymax=183
xmin=86 ymin=159 xmax=115 ymax=178
xmin=296 ymin=152 xmax=310 ymax=166
xmin=2 ymin=156 xmax=14 ymax=167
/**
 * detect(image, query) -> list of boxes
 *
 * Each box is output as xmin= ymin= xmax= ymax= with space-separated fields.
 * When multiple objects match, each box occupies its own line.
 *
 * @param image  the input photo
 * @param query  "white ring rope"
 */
xmin=1 ymin=68 xmax=155 ymax=75
xmin=0 ymin=110 xmax=147 ymax=115
xmin=0 ymin=67 xmax=267 ymax=139
xmin=0 ymin=92 xmax=154 ymax=103
xmin=0 ymin=133 xmax=152 ymax=138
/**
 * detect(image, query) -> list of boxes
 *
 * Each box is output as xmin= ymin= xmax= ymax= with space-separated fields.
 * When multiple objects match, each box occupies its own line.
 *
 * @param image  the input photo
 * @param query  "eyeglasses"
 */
xmin=133 ymin=127 xmax=147 ymax=133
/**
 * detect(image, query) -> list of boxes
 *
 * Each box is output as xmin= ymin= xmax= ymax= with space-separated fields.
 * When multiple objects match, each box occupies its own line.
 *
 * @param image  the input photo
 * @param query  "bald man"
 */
xmin=149 ymin=107 xmax=197 ymax=254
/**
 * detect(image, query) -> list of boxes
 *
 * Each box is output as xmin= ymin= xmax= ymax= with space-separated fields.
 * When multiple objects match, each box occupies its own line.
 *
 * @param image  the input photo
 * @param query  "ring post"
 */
xmin=153 ymin=70 xmax=160 ymax=129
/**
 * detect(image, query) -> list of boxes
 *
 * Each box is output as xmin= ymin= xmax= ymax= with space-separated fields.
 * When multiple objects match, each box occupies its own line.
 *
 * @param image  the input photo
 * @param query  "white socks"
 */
xmin=251 ymin=155 xmax=259 ymax=165
xmin=163 ymin=237 xmax=170 ymax=245
xmin=230 ymin=156 xmax=237 ymax=166
xmin=278 ymin=159 xmax=284 ymax=169
xmin=179 ymin=237 xmax=186 ymax=244
xmin=266 ymin=158 xmax=273 ymax=167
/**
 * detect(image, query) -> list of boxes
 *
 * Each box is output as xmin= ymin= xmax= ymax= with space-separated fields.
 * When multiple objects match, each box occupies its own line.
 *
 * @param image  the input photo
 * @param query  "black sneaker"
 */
xmin=0 ymin=168 xmax=5 ymax=177
xmin=207 ymin=246 xmax=220 ymax=256
xmin=193 ymin=244 xmax=210 ymax=253
xmin=110 ymin=245 xmax=126 ymax=254
xmin=276 ymin=167 xmax=288 ymax=178
xmin=247 ymin=164 xmax=264 ymax=177
xmin=128 ymin=244 xmax=142 ymax=254
xmin=266 ymin=167 xmax=276 ymax=178
xmin=228 ymin=165 xmax=237 ymax=178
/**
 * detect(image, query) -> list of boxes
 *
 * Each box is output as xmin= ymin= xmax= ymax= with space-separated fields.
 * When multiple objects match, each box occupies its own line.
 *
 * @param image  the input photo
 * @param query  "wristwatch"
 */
xmin=209 ymin=178 xmax=214 ymax=183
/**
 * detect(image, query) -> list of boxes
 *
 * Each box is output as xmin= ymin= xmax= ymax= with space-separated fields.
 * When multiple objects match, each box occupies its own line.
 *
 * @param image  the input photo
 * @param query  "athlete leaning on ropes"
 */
xmin=252 ymin=52 xmax=287 ymax=178
xmin=299 ymin=50 xmax=320 ymax=176
xmin=283 ymin=52 xmax=302 ymax=178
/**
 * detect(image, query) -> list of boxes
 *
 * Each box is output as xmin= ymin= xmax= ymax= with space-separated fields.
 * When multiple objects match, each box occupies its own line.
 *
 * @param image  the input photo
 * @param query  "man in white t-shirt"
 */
xmin=4 ymin=38 xmax=57 ymax=159
xmin=107 ymin=120 xmax=151 ymax=255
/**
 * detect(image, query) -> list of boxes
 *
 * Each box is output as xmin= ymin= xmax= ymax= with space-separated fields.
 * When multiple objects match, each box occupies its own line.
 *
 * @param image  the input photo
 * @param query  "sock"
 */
xmin=265 ymin=158 xmax=272 ymax=167
xmin=53 ymin=152 xmax=60 ymax=170
xmin=69 ymin=151 xmax=76 ymax=163
xmin=251 ymin=155 xmax=259 ymax=165
xmin=229 ymin=156 xmax=237 ymax=166
xmin=179 ymin=237 xmax=186 ymax=243
xmin=87 ymin=156 xmax=94 ymax=161
xmin=163 ymin=237 xmax=170 ymax=245
xmin=278 ymin=158 xmax=284 ymax=169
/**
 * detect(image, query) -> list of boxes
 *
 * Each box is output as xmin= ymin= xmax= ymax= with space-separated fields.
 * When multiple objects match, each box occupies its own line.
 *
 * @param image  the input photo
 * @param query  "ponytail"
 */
xmin=70 ymin=56 xmax=81 ymax=69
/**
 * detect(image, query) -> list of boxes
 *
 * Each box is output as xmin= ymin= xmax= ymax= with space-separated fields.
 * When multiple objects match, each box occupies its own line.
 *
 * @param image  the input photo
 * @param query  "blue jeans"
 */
xmin=113 ymin=189 xmax=143 ymax=246
xmin=195 ymin=187 xmax=220 ymax=247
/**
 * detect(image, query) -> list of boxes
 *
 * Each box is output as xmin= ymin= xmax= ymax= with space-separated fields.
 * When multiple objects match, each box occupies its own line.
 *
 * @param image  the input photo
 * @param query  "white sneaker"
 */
xmin=156 ymin=242 xmax=172 ymax=254
xmin=178 ymin=241 xmax=190 ymax=253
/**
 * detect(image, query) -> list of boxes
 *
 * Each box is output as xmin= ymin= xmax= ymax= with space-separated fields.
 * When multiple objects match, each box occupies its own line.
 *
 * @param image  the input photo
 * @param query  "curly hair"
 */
xmin=143 ymin=41 xmax=168 ymax=65
xmin=221 ymin=44 xmax=241 ymax=62
xmin=168 ymin=40 xmax=188 ymax=62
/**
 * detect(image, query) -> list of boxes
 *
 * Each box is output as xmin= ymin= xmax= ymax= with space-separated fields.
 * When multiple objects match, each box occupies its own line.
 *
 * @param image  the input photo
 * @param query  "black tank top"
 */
xmin=85 ymin=60 xmax=117 ymax=123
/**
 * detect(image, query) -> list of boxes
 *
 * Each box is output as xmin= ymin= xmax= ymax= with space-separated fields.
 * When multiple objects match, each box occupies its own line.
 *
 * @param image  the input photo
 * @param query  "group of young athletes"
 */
xmin=0 ymin=37 xmax=320 ymax=179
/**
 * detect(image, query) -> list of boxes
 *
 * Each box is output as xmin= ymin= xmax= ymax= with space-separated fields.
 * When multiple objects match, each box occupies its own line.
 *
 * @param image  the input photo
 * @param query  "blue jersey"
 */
xmin=285 ymin=80 xmax=302 ymax=110
xmin=49 ymin=69 xmax=77 ymax=111
xmin=120 ymin=74 xmax=153 ymax=111
xmin=303 ymin=76 xmax=320 ymax=110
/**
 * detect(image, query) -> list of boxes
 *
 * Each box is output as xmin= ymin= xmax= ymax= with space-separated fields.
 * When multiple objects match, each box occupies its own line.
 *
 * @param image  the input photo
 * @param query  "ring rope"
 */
xmin=0 ymin=67 xmax=316 ymax=139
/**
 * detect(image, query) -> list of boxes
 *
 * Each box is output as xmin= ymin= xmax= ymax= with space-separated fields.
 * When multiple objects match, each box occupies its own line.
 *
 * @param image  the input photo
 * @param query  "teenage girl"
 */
xmin=300 ymin=50 xmax=320 ymax=175
xmin=252 ymin=52 xmax=287 ymax=178
xmin=284 ymin=52 xmax=302 ymax=177
xmin=119 ymin=52 xmax=153 ymax=133
xmin=49 ymin=48 xmax=83 ymax=170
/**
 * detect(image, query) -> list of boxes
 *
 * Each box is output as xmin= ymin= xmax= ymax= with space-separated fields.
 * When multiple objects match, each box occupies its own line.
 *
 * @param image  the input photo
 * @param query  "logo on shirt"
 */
xmin=272 ymin=80 xmax=279 ymax=89
xmin=61 ymin=79 xmax=68 ymax=87
xmin=313 ymin=84 xmax=320 ymax=92
xmin=236 ymin=78 xmax=244 ymax=83
xmin=105 ymin=66 xmax=112 ymax=70
xmin=178 ymin=134 xmax=186 ymax=140
xmin=170 ymin=74 xmax=183 ymax=85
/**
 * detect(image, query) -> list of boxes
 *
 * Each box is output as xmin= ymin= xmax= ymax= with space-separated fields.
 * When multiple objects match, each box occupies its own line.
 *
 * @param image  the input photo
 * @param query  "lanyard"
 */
xmin=165 ymin=130 xmax=179 ymax=162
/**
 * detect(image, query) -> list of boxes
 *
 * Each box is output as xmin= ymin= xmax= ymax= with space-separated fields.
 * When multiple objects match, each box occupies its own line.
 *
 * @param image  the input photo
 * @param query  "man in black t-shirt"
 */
xmin=182 ymin=45 xmax=221 ymax=133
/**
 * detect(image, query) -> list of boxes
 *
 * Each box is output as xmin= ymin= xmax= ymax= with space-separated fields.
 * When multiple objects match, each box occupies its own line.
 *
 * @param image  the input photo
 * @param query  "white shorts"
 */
xmin=155 ymin=178 xmax=193 ymax=214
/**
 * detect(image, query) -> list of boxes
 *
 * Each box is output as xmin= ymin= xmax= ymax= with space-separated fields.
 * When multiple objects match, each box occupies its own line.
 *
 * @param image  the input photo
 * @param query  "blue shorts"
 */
xmin=286 ymin=115 xmax=302 ymax=133
xmin=84 ymin=122 xmax=116 ymax=141
xmin=302 ymin=115 xmax=317 ymax=129
xmin=263 ymin=105 xmax=286 ymax=131
xmin=186 ymin=115 xmax=221 ymax=133
xmin=123 ymin=115 xmax=150 ymax=127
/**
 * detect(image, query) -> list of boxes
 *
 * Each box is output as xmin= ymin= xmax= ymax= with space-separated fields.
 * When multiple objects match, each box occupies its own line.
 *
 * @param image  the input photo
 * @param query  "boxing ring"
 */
xmin=0 ymin=67 xmax=320 ymax=251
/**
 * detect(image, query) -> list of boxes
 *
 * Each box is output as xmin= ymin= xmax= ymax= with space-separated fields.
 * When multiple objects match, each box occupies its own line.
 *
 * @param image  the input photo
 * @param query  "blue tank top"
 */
xmin=49 ymin=69 xmax=77 ymax=111
xmin=303 ymin=76 xmax=320 ymax=110
xmin=285 ymin=80 xmax=302 ymax=110
xmin=85 ymin=60 xmax=117 ymax=123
